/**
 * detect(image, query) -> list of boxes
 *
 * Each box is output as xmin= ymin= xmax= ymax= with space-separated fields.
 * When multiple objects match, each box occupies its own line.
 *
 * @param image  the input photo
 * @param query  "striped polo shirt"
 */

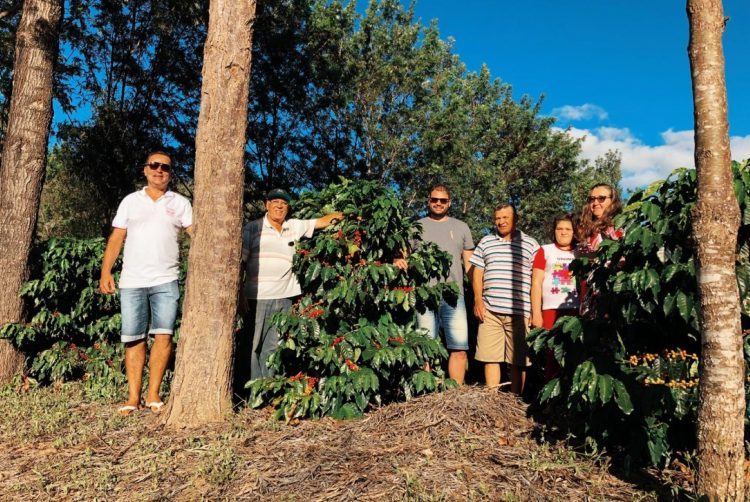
xmin=470 ymin=230 xmax=540 ymax=316
xmin=242 ymin=215 xmax=316 ymax=300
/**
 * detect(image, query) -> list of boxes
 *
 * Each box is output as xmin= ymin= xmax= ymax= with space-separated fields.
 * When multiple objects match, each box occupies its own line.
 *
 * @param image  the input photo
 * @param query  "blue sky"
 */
xmin=406 ymin=0 xmax=750 ymax=189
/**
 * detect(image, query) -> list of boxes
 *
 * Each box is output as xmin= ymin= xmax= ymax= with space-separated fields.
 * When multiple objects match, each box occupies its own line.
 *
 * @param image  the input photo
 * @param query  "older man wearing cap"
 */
xmin=240 ymin=189 xmax=342 ymax=380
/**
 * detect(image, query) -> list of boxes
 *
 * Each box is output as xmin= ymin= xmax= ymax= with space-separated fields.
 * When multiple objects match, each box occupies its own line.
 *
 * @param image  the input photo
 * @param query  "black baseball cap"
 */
xmin=265 ymin=188 xmax=292 ymax=203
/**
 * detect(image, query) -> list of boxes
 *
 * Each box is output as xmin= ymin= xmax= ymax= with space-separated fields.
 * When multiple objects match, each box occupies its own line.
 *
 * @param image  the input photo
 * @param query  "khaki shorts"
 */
xmin=475 ymin=311 xmax=529 ymax=366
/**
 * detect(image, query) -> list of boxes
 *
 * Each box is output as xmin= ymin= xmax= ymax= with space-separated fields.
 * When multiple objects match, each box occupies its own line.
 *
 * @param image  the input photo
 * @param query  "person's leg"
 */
xmin=249 ymin=300 xmax=269 ymax=380
xmin=508 ymin=315 xmax=530 ymax=395
xmin=542 ymin=309 xmax=560 ymax=381
xmin=416 ymin=306 xmax=438 ymax=339
xmin=441 ymin=297 xmax=469 ymax=384
xmin=144 ymin=281 xmax=179 ymax=409
xmin=510 ymin=364 xmax=526 ymax=395
xmin=257 ymin=298 xmax=292 ymax=378
xmin=475 ymin=309 xmax=503 ymax=387
xmin=417 ymin=306 xmax=438 ymax=372
xmin=124 ymin=340 xmax=146 ymax=407
xmin=120 ymin=287 xmax=149 ymax=411
xmin=448 ymin=351 xmax=468 ymax=384
xmin=234 ymin=299 xmax=257 ymax=395
xmin=145 ymin=335 xmax=172 ymax=406
xmin=485 ymin=363 xmax=501 ymax=387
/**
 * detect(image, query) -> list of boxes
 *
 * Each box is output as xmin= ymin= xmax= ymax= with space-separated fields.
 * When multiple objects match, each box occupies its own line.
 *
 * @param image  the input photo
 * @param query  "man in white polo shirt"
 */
xmin=99 ymin=150 xmax=192 ymax=415
xmin=241 ymin=189 xmax=342 ymax=380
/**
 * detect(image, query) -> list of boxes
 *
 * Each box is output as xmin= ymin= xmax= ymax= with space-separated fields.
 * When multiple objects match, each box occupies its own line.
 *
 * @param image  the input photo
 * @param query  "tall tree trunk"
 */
xmin=163 ymin=0 xmax=256 ymax=427
xmin=688 ymin=0 xmax=745 ymax=499
xmin=0 ymin=0 xmax=63 ymax=383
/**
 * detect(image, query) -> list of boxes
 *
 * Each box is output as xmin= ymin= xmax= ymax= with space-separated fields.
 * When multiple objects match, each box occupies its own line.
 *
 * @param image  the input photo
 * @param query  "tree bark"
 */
xmin=688 ymin=1 xmax=745 ymax=499
xmin=163 ymin=0 xmax=256 ymax=427
xmin=0 ymin=0 xmax=63 ymax=383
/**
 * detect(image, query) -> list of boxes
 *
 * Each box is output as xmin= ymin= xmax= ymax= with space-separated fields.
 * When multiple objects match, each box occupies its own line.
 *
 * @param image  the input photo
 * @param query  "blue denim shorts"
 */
xmin=417 ymin=296 xmax=469 ymax=350
xmin=120 ymin=280 xmax=180 ymax=343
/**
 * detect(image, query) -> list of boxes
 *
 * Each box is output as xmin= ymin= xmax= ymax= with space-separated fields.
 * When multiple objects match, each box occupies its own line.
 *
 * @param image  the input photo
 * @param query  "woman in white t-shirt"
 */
xmin=530 ymin=213 xmax=579 ymax=381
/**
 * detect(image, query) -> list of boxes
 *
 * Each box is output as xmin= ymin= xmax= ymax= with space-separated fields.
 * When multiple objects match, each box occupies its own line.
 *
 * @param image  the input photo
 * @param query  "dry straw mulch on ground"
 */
xmin=0 ymin=384 xmax=655 ymax=500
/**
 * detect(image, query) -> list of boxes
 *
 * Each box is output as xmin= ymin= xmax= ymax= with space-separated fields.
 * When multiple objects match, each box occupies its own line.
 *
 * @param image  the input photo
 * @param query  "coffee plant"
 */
xmin=1 ymin=238 xmax=188 ymax=398
xmin=246 ymin=179 xmax=459 ymax=420
xmin=528 ymin=160 xmax=750 ymax=468
xmin=0 ymin=239 xmax=125 ymax=397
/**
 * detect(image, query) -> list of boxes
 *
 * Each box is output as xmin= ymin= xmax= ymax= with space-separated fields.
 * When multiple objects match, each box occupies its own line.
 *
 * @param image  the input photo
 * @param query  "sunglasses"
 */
xmin=587 ymin=195 xmax=611 ymax=204
xmin=429 ymin=197 xmax=450 ymax=204
xmin=145 ymin=162 xmax=172 ymax=172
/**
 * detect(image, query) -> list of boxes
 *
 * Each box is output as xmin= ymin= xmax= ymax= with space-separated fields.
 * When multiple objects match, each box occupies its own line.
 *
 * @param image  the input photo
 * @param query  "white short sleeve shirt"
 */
xmin=242 ymin=215 xmax=316 ymax=299
xmin=112 ymin=188 xmax=193 ymax=288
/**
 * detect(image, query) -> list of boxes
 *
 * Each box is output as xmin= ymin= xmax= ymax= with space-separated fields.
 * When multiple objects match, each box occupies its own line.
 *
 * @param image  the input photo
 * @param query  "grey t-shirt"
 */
xmin=418 ymin=216 xmax=474 ymax=292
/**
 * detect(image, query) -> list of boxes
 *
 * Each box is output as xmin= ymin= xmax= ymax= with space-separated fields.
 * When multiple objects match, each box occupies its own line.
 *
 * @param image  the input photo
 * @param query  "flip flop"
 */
xmin=118 ymin=405 xmax=139 ymax=416
xmin=145 ymin=401 xmax=165 ymax=414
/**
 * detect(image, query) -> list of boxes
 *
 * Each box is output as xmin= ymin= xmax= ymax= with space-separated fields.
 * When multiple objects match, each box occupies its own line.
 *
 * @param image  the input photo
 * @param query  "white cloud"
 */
xmin=551 ymin=103 xmax=609 ymax=121
xmin=559 ymin=126 xmax=750 ymax=190
xmin=732 ymin=134 xmax=750 ymax=158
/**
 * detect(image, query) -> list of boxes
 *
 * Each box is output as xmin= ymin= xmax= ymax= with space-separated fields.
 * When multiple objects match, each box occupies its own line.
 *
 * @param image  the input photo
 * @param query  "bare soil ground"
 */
xmin=0 ymin=384 xmax=658 ymax=500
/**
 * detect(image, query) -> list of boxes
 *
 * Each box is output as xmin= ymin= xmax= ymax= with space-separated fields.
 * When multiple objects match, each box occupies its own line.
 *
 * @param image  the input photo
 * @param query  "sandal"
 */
xmin=117 ymin=404 xmax=139 ymax=416
xmin=145 ymin=401 xmax=165 ymax=414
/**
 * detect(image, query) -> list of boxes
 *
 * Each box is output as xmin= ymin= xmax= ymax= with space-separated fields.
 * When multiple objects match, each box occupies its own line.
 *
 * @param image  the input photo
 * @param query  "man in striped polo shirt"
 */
xmin=470 ymin=203 xmax=539 ymax=394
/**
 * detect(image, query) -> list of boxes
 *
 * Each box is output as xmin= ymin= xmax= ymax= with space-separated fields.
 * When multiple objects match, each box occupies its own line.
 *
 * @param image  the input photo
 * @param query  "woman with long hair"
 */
xmin=577 ymin=183 xmax=623 ymax=253
xmin=577 ymin=183 xmax=624 ymax=316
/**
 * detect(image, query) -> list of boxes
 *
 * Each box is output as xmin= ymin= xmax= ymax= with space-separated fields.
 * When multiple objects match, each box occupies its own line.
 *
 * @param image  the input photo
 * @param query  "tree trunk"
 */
xmin=163 ymin=0 xmax=256 ymax=427
xmin=688 ymin=0 xmax=746 ymax=499
xmin=0 ymin=0 xmax=63 ymax=383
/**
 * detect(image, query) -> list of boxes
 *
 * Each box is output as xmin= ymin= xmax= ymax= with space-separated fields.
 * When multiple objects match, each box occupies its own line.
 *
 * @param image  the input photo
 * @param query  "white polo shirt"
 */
xmin=242 ymin=215 xmax=316 ymax=299
xmin=112 ymin=188 xmax=193 ymax=288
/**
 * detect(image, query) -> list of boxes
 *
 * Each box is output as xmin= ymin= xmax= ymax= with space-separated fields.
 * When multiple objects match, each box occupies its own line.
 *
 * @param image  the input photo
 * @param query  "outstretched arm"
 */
xmin=314 ymin=212 xmax=344 ymax=230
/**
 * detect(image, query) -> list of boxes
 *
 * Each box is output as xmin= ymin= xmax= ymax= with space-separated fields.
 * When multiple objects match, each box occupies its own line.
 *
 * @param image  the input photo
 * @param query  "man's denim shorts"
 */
xmin=416 ymin=296 xmax=470 ymax=350
xmin=120 ymin=280 xmax=180 ymax=343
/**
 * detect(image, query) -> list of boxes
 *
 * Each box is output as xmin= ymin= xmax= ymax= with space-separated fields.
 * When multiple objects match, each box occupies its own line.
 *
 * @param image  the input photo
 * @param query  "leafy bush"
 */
xmin=528 ymin=160 xmax=750 ymax=468
xmin=247 ymin=179 xmax=459 ymax=420
xmin=1 ymin=238 xmax=188 ymax=398
xmin=0 ymin=239 xmax=125 ymax=397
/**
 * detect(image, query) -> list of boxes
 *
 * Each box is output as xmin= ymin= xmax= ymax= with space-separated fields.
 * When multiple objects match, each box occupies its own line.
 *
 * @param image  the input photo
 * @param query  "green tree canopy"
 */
xmin=245 ymin=0 xmax=620 ymax=239
xmin=23 ymin=0 xmax=621 ymax=241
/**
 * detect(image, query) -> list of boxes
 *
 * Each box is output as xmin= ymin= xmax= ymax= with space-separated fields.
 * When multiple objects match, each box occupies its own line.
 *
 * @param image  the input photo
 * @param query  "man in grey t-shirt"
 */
xmin=395 ymin=184 xmax=474 ymax=384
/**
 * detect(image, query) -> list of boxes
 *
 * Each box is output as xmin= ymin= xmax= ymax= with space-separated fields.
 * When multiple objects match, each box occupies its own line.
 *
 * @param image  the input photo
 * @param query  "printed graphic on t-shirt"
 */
xmin=550 ymin=261 xmax=574 ymax=295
